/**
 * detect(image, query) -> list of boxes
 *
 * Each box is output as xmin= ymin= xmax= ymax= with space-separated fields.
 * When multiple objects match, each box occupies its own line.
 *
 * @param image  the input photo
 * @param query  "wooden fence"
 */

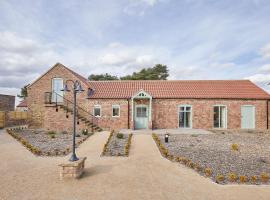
xmin=0 ymin=111 xmax=28 ymax=128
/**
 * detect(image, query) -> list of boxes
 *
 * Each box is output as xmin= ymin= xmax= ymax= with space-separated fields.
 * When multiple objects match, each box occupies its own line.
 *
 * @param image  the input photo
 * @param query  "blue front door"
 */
xmin=135 ymin=105 xmax=148 ymax=129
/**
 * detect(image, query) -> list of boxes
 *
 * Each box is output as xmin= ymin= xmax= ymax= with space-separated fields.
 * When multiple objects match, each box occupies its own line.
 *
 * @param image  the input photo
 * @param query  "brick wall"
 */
xmin=27 ymin=64 xmax=89 ymax=128
xmin=0 ymin=94 xmax=15 ymax=111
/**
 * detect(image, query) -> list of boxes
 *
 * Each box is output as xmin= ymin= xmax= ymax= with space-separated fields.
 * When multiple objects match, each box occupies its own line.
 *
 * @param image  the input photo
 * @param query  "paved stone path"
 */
xmin=0 ymin=129 xmax=270 ymax=200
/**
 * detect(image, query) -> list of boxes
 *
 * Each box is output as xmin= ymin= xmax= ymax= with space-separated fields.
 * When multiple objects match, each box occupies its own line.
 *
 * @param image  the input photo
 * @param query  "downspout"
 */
xmin=267 ymin=99 xmax=269 ymax=130
xmin=127 ymin=99 xmax=130 ymax=129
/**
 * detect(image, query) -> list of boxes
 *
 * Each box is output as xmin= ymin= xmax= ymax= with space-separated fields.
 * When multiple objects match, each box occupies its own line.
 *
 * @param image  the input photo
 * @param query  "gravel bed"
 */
xmin=157 ymin=132 xmax=270 ymax=184
xmin=8 ymin=129 xmax=91 ymax=156
xmin=102 ymin=133 xmax=129 ymax=156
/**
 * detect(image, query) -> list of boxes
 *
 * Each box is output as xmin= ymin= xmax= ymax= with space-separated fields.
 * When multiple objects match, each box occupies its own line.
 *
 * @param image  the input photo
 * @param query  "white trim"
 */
xmin=132 ymin=89 xmax=152 ymax=99
xmin=93 ymin=105 xmax=101 ymax=117
xmin=178 ymin=105 xmax=192 ymax=129
xmin=241 ymin=105 xmax=255 ymax=129
xmin=213 ymin=105 xmax=227 ymax=129
xmin=112 ymin=104 xmax=120 ymax=118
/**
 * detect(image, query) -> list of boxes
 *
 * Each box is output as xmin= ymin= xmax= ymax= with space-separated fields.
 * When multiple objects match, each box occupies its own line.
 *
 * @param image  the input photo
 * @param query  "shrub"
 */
xmin=250 ymin=175 xmax=257 ymax=183
xmin=231 ymin=143 xmax=239 ymax=151
xmin=47 ymin=131 xmax=56 ymax=135
xmin=186 ymin=161 xmax=195 ymax=168
xmin=194 ymin=163 xmax=202 ymax=172
xmin=239 ymin=175 xmax=247 ymax=183
xmin=50 ymin=134 xmax=55 ymax=139
xmin=116 ymin=133 xmax=124 ymax=139
xmin=62 ymin=131 xmax=68 ymax=135
xmin=260 ymin=173 xmax=269 ymax=183
xmin=227 ymin=173 xmax=237 ymax=182
xmin=204 ymin=168 xmax=212 ymax=177
xmin=82 ymin=129 xmax=88 ymax=135
xmin=216 ymin=174 xmax=224 ymax=182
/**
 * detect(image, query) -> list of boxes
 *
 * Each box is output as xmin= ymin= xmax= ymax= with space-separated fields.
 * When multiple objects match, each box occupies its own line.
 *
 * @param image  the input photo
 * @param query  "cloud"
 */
xmin=258 ymin=64 xmax=270 ymax=72
xmin=260 ymin=43 xmax=270 ymax=59
xmin=245 ymin=74 xmax=270 ymax=83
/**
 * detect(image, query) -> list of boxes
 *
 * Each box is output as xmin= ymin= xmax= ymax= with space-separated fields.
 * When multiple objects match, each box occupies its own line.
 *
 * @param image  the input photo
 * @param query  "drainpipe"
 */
xmin=127 ymin=99 xmax=130 ymax=129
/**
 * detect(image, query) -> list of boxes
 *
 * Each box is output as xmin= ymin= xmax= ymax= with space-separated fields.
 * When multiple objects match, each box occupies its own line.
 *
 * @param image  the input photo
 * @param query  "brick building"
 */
xmin=0 ymin=94 xmax=15 ymax=111
xmin=27 ymin=63 xmax=270 ymax=132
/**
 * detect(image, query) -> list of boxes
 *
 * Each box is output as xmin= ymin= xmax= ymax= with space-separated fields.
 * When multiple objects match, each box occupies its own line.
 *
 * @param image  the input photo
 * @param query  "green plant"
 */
xmin=227 ymin=173 xmax=237 ymax=182
xmin=47 ymin=131 xmax=56 ymax=135
xmin=250 ymin=175 xmax=257 ymax=183
xmin=204 ymin=168 xmax=212 ymax=177
xmin=239 ymin=175 xmax=248 ymax=183
xmin=216 ymin=174 xmax=224 ymax=182
xmin=82 ymin=129 xmax=88 ymax=135
xmin=116 ymin=133 xmax=124 ymax=139
xmin=260 ymin=173 xmax=269 ymax=183
xmin=231 ymin=143 xmax=239 ymax=151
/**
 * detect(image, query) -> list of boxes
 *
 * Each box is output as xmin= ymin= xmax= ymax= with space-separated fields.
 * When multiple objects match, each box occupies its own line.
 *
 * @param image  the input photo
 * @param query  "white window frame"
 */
xmin=213 ymin=105 xmax=227 ymax=129
xmin=93 ymin=105 xmax=101 ymax=117
xmin=51 ymin=77 xmax=64 ymax=103
xmin=112 ymin=105 xmax=120 ymax=118
xmin=178 ymin=105 xmax=192 ymax=129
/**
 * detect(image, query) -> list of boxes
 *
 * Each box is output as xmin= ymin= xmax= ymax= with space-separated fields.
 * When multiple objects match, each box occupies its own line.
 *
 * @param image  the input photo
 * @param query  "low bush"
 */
xmin=50 ymin=134 xmax=55 ymax=139
xmin=204 ymin=168 xmax=212 ymax=177
xmin=216 ymin=174 xmax=224 ymax=183
xmin=250 ymin=175 xmax=257 ymax=183
xmin=239 ymin=175 xmax=248 ymax=183
xmin=116 ymin=133 xmax=124 ymax=139
xmin=47 ymin=131 xmax=56 ymax=135
xmin=231 ymin=143 xmax=239 ymax=151
xmin=260 ymin=173 xmax=269 ymax=183
xmin=227 ymin=173 xmax=237 ymax=182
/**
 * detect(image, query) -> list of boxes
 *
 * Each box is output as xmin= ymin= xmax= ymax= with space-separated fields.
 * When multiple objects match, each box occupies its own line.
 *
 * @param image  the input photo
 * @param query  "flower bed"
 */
xmin=6 ymin=127 xmax=93 ymax=156
xmin=152 ymin=132 xmax=270 ymax=185
xmin=102 ymin=131 xmax=132 ymax=156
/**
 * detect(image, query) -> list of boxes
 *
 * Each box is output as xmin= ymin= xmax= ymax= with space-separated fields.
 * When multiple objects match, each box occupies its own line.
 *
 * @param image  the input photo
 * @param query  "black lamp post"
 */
xmin=165 ymin=133 xmax=169 ymax=143
xmin=61 ymin=80 xmax=85 ymax=162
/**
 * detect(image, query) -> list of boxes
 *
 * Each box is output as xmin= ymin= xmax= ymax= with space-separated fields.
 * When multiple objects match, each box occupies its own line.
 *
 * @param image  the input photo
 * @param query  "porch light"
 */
xmin=165 ymin=133 xmax=169 ymax=143
xmin=61 ymin=80 xmax=85 ymax=162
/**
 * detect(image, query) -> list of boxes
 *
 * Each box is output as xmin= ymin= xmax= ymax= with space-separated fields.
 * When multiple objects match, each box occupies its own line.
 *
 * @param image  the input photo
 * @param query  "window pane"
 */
xmin=213 ymin=106 xmax=220 ymax=128
xmin=186 ymin=106 xmax=191 ymax=111
xmin=179 ymin=112 xmax=185 ymax=128
xmin=94 ymin=107 xmax=100 ymax=117
xmin=180 ymin=107 xmax=185 ymax=111
xmin=185 ymin=112 xmax=191 ymax=128
xmin=112 ymin=107 xmax=119 ymax=117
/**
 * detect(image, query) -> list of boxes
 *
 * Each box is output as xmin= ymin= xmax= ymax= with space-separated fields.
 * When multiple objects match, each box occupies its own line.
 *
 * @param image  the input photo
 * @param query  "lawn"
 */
xmin=154 ymin=131 xmax=270 ymax=184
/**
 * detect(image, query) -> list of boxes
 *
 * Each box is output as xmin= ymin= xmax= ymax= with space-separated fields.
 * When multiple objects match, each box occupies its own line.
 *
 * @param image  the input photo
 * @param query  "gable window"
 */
xmin=93 ymin=105 xmax=101 ymax=117
xmin=213 ymin=105 xmax=227 ymax=128
xmin=112 ymin=105 xmax=120 ymax=117
xmin=178 ymin=105 xmax=192 ymax=128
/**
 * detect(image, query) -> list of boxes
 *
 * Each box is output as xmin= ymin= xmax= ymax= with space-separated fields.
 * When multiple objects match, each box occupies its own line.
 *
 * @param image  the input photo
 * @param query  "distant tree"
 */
xmin=120 ymin=64 xmax=169 ymax=80
xmin=88 ymin=64 xmax=169 ymax=81
xmin=17 ymin=84 xmax=29 ymax=99
xmin=88 ymin=73 xmax=119 ymax=81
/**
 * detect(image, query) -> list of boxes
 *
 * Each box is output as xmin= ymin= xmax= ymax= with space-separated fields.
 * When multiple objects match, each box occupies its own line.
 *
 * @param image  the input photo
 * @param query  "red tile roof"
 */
xmin=17 ymin=99 xmax=27 ymax=107
xmin=88 ymin=80 xmax=270 ymax=99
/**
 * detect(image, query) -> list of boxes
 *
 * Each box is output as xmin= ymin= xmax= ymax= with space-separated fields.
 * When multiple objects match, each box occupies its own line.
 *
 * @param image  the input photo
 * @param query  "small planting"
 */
xmin=47 ymin=131 xmax=56 ymax=135
xmin=50 ymin=134 xmax=55 ymax=139
xmin=82 ymin=129 xmax=88 ymax=135
xmin=260 ymin=173 xmax=269 ymax=183
xmin=231 ymin=143 xmax=239 ymax=151
xmin=250 ymin=175 xmax=257 ymax=183
xmin=116 ymin=133 xmax=124 ymax=139
xmin=62 ymin=131 xmax=68 ymax=134
xmin=204 ymin=168 xmax=212 ymax=177
xmin=239 ymin=175 xmax=248 ymax=183
xmin=216 ymin=174 xmax=224 ymax=183
xmin=227 ymin=172 xmax=237 ymax=182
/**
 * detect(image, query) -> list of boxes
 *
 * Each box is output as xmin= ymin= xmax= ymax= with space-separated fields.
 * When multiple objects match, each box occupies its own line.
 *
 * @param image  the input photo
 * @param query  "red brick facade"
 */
xmin=27 ymin=63 xmax=270 ymax=132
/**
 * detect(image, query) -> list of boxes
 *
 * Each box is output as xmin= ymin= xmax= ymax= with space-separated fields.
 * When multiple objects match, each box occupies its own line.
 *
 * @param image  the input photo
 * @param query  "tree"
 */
xmin=88 ymin=64 xmax=169 ymax=81
xmin=120 ymin=64 xmax=169 ymax=80
xmin=88 ymin=73 xmax=119 ymax=81
xmin=17 ymin=84 xmax=29 ymax=99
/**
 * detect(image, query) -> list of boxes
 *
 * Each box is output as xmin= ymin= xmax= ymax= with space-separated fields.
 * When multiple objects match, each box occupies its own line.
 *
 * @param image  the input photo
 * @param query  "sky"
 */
xmin=1 ymin=0 xmax=270 ymax=105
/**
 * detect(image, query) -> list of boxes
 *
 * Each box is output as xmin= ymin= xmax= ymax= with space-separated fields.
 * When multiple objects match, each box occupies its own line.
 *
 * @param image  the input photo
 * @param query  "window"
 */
xmin=213 ymin=105 xmax=227 ymax=128
xmin=136 ymin=106 xmax=148 ymax=118
xmin=112 ymin=105 xmax=120 ymax=117
xmin=178 ymin=105 xmax=192 ymax=128
xmin=51 ymin=78 xmax=63 ymax=102
xmin=93 ymin=105 xmax=101 ymax=117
